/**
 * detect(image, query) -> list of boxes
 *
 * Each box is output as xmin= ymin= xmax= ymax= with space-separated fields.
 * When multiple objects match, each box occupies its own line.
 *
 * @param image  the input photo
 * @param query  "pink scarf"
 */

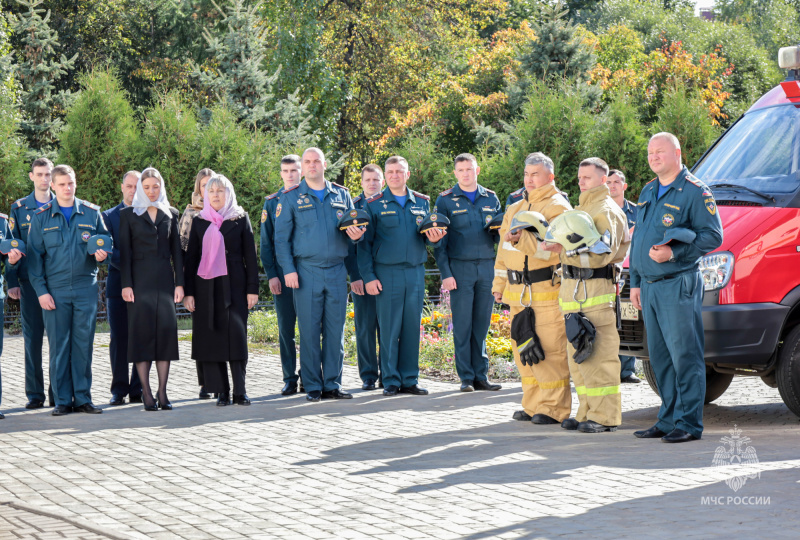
xmin=197 ymin=205 xmax=227 ymax=279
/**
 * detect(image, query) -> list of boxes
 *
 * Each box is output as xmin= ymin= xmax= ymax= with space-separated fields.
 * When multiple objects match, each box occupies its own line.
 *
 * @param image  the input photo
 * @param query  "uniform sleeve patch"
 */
xmin=705 ymin=198 xmax=716 ymax=215
xmin=261 ymin=209 xmax=268 ymax=223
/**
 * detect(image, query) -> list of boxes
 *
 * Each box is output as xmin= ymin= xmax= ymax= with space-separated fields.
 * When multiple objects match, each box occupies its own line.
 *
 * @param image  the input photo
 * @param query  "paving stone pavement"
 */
xmin=1 ymin=330 xmax=799 ymax=539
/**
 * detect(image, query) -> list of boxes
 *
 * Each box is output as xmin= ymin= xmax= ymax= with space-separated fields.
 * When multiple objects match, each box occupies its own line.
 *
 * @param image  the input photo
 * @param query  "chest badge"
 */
xmin=662 ymin=213 xmax=674 ymax=227
xmin=336 ymin=210 xmax=344 ymax=219
xmin=485 ymin=215 xmax=492 ymax=224
xmin=81 ymin=231 xmax=91 ymax=242
xmin=276 ymin=203 xmax=282 ymax=218
xmin=27 ymin=214 xmax=31 ymax=221
xmin=416 ymin=215 xmax=423 ymax=225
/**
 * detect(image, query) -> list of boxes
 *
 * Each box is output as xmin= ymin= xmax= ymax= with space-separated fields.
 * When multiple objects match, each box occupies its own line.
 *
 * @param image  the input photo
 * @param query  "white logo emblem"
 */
xmin=712 ymin=425 xmax=760 ymax=492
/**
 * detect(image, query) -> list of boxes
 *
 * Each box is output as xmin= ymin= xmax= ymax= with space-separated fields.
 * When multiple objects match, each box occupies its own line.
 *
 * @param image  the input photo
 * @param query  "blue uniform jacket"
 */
xmin=629 ymin=166 xmax=723 ymax=288
xmin=433 ymin=184 xmax=501 ymax=280
xmin=274 ymin=179 xmax=356 ymax=275
xmin=345 ymin=192 xmax=369 ymax=282
xmin=6 ymin=191 xmax=54 ymax=287
xmin=357 ymin=187 xmax=431 ymax=284
xmin=260 ymin=186 xmax=286 ymax=280
xmin=101 ymin=202 xmax=126 ymax=297
xmin=27 ymin=198 xmax=110 ymax=297
xmin=505 ymin=187 xmax=525 ymax=210
xmin=622 ymin=199 xmax=638 ymax=229
xmin=0 ymin=213 xmax=12 ymax=301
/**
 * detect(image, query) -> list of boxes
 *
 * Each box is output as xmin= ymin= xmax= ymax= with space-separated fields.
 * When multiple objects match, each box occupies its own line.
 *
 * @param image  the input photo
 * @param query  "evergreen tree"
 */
xmin=8 ymin=0 xmax=77 ymax=158
xmin=195 ymin=0 xmax=314 ymax=145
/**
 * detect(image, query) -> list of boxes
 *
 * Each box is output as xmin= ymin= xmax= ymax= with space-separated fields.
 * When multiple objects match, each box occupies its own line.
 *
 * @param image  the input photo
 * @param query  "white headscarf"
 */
xmin=132 ymin=167 xmax=173 ymax=216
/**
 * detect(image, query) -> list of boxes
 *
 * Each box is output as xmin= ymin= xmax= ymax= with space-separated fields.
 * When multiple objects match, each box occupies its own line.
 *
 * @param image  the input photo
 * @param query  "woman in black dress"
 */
xmin=184 ymin=175 xmax=258 ymax=406
xmin=119 ymin=167 xmax=184 ymax=411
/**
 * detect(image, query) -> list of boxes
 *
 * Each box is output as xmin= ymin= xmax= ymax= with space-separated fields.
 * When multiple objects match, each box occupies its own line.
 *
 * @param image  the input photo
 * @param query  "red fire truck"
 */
xmin=620 ymin=45 xmax=800 ymax=417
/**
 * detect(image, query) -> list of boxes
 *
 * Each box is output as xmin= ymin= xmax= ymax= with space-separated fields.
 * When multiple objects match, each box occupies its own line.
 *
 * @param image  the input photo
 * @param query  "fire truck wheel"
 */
xmin=641 ymin=359 xmax=733 ymax=404
xmin=777 ymin=324 xmax=800 ymax=417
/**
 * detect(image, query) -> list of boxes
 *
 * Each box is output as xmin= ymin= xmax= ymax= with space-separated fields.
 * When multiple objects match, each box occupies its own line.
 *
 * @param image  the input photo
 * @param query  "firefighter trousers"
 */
xmin=566 ymin=308 xmax=622 ymax=427
xmin=510 ymin=302 xmax=571 ymax=421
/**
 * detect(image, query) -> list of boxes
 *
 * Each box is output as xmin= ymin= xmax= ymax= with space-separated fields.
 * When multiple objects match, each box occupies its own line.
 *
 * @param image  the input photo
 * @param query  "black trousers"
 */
xmin=202 ymin=361 xmax=246 ymax=395
xmin=107 ymin=296 xmax=142 ymax=397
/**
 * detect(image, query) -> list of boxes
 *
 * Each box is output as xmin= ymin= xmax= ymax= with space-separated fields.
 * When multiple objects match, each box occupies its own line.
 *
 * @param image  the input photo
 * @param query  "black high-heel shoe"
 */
xmin=157 ymin=394 xmax=173 ymax=410
xmin=143 ymin=397 xmax=158 ymax=412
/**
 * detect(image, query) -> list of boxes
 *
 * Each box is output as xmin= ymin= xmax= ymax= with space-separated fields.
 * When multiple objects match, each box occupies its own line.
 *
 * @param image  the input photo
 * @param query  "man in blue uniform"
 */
xmin=6 ymin=158 xmax=56 ymax=408
xmin=1 ymin=214 xmax=24 ymax=419
xmin=347 ymin=164 xmax=384 ymax=390
xmin=274 ymin=148 xmax=365 ymax=402
xmin=261 ymin=154 xmax=302 ymax=395
xmin=434 ymin=153 xmax=503 ymax=392
xmin=358 ymin=156 xmax=445 ymax=397
xmin=102 ymin=170 xmax=143 ymax=405
xmin=27 ymin=164 xmax=110 ymax=416
xmin=505 ymin=187 xmax=526 ymax=210
xmin=629 ymin=133 xmax=723 ymax=443
xmin=608 ymin=168 xmax=640 ymax=384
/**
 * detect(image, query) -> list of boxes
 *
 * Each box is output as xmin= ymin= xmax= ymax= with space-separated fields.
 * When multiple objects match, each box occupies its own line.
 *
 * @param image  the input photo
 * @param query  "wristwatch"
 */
xmin=668 ymin=252 xmax=676 ymax=262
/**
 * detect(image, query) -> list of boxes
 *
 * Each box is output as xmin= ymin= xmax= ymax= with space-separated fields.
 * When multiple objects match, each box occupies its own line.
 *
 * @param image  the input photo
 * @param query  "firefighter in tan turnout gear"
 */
xmin=541 ymin=157 xmax=630 ymax=433
xmin=493 ymin=153 xmax=572 ymax=424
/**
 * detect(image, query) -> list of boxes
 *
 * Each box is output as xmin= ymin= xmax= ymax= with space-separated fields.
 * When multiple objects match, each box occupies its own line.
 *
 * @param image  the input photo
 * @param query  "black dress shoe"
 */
xmin=48 ymin=400 xmax=55 ymax=407
xmin=25 ymin=399 xmax=45 ymax=409
xmin=383 ymin=385 xmax=399 ymax=396
xmin=198 ymin=387 xmax=211 ymax=399
xmin=282 ymin=382 xmax=298 ymax=396
xmin=306 ymin=390 xmax=322 ymax=402
xmin=158 ymin=400 xmax=173 ymax=411
xmin=474 ymin=379 xmax=502 ymax=391
xmin=561 ymin=418 xmax=579 ymax=430
xmin=400 ymin=385 xmax=429 ymax=395
xmin=531 ymin=413 xmax=560 ymax=425
xmin=512 ymin=410 xmax=533 ymax=421
xmin=322 ymin=389 xmax=353 ymax=400
xmin=378 ymin=380 xmax=384 ymax=389
xmin=0 ymin=412 xmax=4 ymax=419
xmin=142 ymin=397 xmax=159 ymax=412
xmin=51 ymin=405 xmax=71 ymax=416
xmin=109 ymin=395 xmax=125 ymax=406
xmin=578 ymin=420 xmax=616 ymax=433
xmin=216 ymin=393 xmax=231 ymax=406
xmin=662 ymin=428 xmax=699 ymax=443
xmin=233 ymin=394 xmax=251 ymax=405
xmin=129 ymin=394 xmax=143 ymax=403
xmin=362 ymin=380 xmax=376 ymax=391
xmin=460 ymin=381 xmax=474 ymax=392
xmin=74 ymin=403 xmax=103 ymax=414
xmin=634 ymin=426 xmax=667 ymax=439
xmin=621 ymin=374 xmax=641 ymax=384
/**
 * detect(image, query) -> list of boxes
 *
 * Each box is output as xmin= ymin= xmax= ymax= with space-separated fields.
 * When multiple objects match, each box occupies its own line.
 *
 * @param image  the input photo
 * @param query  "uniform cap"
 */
xmin=0 ymin=238 xmax=25 ymax=255
xmin=418 ymin=212 xmax=450 ymax=233
xmin=483 ymin=212 xmax=505 ymax=232
xmin=655 ymin=227 xmax=696 ymax=247
xmin=338 ymin=208 xmax=370 ymax=230
xmin=87 ymin=234 xmax=113 ymax=255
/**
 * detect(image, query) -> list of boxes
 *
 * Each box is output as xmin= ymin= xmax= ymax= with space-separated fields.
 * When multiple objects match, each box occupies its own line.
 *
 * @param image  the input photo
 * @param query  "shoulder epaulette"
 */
xmin=266 ymin=191 xmax=280 ymax=201
xmin=645 ymin=178 xmax=656 ymax=186
xmin=439 ymin=188 xmax=453 ymax=197
xmin=0 ymin=212 xmax=7 ymax=220
xmin=14 ymin=198 xmax=24 ymax=208
xmin=511 ymin=187 xmax=525 ymax=196
xmin=685 ymin=175 xmax=707 ymax=190
xmin=284 ymin=184 xmax=300 ymax=194
xmin=412 ymin=190 xmax=429 ymax=200
xmin=353 ymin=195 xmax=362 ymax=204
xmin=35 ymin=202 xmax=52 ymax=214
xmin=367 ymin=192 xmax=383 ymax=203
xmin=485 ymin=188 xmax=496 ymax=195
xmin=82 ymin=201 xmax=101 ymax=211
xmin=331 ymin=181 xmax=348 ymax=190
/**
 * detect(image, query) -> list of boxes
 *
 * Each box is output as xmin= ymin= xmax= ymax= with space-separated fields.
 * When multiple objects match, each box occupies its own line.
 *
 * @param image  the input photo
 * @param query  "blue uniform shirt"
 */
xmin=433 ymin=184 xmax=501 ymax=280
xmin=6 ymin=191 xmax=55 ymax=287
xmin=27 ymin=198 xmax=110 ymax=297
xmin=629 ymin=166 xmax=723 ymax=288
xmin=274 ymin=179 xmax=356 ymax=275
xmin=357 ymin=187 xmax=431 ymax=284
xmin=0 ymin=213 xmax=12 ymax=301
